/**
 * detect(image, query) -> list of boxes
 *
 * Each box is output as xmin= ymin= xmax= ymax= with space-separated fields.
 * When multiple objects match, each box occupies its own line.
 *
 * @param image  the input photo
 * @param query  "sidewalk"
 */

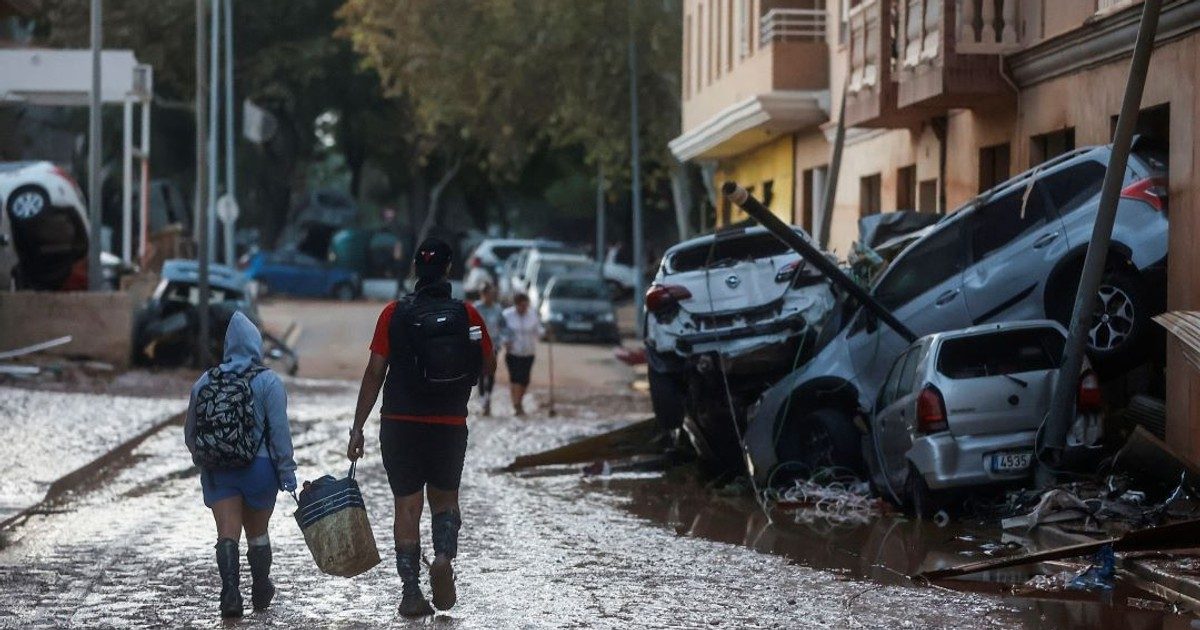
xmin=0 ymin=386 xmax=185 ymax=526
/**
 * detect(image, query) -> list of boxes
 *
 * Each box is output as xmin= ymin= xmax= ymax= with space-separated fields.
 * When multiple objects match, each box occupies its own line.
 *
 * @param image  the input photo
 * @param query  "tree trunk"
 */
xmin=668 ymin=159 xmax=692 ymax=241
xmin=415 ymin=156 xmax=462 ymax=245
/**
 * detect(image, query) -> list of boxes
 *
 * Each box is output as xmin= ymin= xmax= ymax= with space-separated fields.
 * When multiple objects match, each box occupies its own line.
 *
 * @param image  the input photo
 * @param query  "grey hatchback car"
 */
xmin=867 ymin=321 xmax=1102 ymax=516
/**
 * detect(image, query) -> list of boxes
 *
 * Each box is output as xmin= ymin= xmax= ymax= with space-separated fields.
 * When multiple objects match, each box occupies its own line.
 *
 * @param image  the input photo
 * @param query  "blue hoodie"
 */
xmin=184 ymin=311 xmax=297 ymax=491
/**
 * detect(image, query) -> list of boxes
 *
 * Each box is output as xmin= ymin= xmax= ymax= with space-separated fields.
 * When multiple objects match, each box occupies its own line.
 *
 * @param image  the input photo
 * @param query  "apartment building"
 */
xmin=672 ymin=0 xmax=1200 ymax=463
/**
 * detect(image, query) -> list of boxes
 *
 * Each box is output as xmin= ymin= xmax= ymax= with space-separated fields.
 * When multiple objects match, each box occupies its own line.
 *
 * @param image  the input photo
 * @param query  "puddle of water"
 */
xmin=595 ymin=469 xmax=1198 ymax=629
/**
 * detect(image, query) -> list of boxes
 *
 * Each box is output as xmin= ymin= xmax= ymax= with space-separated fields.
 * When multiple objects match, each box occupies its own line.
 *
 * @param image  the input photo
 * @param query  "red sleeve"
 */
xmin=369 ymin=302 xmax=397 ymax=357
xmin=464 ymin=302 xmax=494 ymax=356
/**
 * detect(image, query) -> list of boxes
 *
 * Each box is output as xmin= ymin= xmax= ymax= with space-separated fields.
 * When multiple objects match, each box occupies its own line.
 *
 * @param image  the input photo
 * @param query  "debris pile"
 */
xmin=771 ymin=471 xmax=880 ymax=527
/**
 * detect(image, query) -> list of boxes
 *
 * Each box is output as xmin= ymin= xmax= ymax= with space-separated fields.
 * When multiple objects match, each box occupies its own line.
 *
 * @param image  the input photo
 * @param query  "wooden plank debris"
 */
xmin=503 ymin=418 xmax=662 ymax=472
xmin=0 ymin=336 xmax=72 ymax=361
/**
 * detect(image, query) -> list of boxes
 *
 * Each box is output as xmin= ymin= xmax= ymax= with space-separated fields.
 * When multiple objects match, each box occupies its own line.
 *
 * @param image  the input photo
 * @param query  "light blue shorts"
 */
xmin=200 ymin=456 xmax=278 ymax=510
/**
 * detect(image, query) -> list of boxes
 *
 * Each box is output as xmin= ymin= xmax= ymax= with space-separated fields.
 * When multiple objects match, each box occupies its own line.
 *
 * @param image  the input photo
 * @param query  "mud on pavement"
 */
xmin=0 ymin=381 xmax=1067 ymax=629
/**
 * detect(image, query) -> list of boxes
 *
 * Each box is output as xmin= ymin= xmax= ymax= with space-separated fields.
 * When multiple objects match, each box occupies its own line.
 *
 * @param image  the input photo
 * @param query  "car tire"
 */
xmin=904 ymin=464 xmax=946 ymax=520
xmin=7 ymin=186 xmax=49 ymax=221
xmin=648 ymin=366 xmax=686 ymax=433
xmin=1052 ymin=267 xmax=1149 ymax=369
xmin=777 ymin=407 xmax=864 ymax=477
xmin=333 ymin=282 xmax=356 ymax=301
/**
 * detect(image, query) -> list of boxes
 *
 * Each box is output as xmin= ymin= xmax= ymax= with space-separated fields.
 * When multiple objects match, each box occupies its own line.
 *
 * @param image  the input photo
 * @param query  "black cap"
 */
xmin=413 ymin=237 xmax=453 ymax=279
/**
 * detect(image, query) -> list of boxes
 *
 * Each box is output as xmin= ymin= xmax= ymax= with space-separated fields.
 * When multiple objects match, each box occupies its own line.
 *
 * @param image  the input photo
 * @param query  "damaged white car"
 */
xmin=644 ymin=225 xmax=835 ymax=470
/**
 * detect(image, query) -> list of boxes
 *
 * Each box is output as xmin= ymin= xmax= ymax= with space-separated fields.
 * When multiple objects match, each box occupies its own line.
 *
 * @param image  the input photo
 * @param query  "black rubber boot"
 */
xmin=215 ymin=538 xmax=243 ymax=618
xmin=247 ymin=544 xmax=275 ymax=611
xmin=396 ymin=544 xmax=434 ymax=618
xmin=429 ymin=509 xmax=461 ymax=611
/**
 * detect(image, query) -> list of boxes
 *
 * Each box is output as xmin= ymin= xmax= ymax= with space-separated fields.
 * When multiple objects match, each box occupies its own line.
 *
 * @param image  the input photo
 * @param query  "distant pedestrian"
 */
xmin=501 ymin=292 xmax=543 ymax=416
xmin=463 ymin=257 xmax=492 ymax=301
xmin=346 ymin=237 xmax=496 ymax=618
xmin=473 ymin=282 xmax=504 ymax=416
xmin=184 ymin=312 xmax=297 ymax=619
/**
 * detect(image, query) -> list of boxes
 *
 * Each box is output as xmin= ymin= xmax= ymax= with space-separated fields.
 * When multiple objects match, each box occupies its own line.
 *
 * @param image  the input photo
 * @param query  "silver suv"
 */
xmin=867 ymin=321 xmax=1102 ymax=516
xmin=743 ymin=143 xmax=1167 ymax=482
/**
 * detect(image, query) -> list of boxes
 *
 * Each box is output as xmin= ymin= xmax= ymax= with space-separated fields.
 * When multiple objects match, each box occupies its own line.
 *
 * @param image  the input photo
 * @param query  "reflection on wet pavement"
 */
xmin=0 ymin=383 xmax=1193 ymax=628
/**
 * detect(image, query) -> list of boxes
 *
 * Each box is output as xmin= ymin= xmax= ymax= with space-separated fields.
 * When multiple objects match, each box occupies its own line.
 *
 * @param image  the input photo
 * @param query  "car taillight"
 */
xmin=1077 ymin=370 xmax=1102 ymax=412
xmin=916 ymin=385 xmax=948 ymax=434
xmin=51 ymin=165 xmax=84 ymax=197
xmin=775 ymin=260 xmax=801 ymax=283
xmin=1121 ymin=176 xmax=1168 ymax=212
xmin=645 ymin=283 xmax=692 ymax=312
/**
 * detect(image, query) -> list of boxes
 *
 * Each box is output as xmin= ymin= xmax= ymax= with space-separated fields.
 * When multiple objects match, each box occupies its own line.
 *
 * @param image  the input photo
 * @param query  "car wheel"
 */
xmin=7 ymin=186 xmax=49 ymax=221
xmin=779 ymin=408 xmax=864 ymax=477
xmin=1053 ymin=268 xmax=1148 ymax=369
xmin=904 ymin=464 xmax=945 ymax=519
xmin=333 ymin=282 xmax=356 ymax=301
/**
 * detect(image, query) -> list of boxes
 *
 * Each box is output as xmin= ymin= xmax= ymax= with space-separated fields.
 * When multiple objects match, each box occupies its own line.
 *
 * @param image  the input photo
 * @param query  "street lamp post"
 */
xmin=196 ymin=0 xmax=211 ymax=366
xmin=87 ymin=0 xmax=103 ymax=291
xmin=628 ymin=0 xmax=645 ymax=334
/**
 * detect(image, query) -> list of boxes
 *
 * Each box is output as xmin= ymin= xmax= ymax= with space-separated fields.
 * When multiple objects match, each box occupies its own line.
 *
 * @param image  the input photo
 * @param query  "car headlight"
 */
xmin=598 ymin=312 xmax=615 ymax=322
xmin=547 ymin=312 xmax=565 ymax=322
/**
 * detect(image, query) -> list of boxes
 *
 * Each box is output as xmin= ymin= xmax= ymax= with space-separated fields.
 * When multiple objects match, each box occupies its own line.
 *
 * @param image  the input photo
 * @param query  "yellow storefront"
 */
xmin=714 ymin=134 xmax=794 ymax=227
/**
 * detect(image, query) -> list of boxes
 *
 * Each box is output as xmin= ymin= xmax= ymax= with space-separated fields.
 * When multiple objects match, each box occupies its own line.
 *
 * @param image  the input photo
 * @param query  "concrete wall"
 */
xmin=0 ymin=292 xmax=133 ymax=367
xmin=715 ymin=133 xmax=796 ymax=224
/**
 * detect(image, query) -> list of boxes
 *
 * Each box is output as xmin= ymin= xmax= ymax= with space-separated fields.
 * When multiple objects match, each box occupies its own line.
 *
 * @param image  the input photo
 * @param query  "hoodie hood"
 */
xmin=220 ymin=311 xmax=262 ymax=373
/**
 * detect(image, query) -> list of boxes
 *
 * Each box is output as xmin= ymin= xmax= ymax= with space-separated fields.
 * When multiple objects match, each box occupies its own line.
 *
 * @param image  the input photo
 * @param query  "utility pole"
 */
xmin=196 ymin=0 xmax=211 ymax=366
xmin=596 ymin=165 xmax=606 ymax=283
xmin=628 ymin=0 xmax=645 ymax=333
xmin=207 ymin=0 xmax=220 ymax=267
xmin=222 ymin=0 xmax=236 ymax=266
xmin=817 ymin=80 xmax=847 ymax=250
xmin=87 ymin=0 xmax=102 ymax=291
xmin=1040 ymin=0 xmax=1161 ymax=477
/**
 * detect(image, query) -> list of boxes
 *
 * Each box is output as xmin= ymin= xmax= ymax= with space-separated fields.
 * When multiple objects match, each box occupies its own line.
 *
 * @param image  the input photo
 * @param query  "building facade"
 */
xmin=672 ymin=0 xmax=1200 ymax=463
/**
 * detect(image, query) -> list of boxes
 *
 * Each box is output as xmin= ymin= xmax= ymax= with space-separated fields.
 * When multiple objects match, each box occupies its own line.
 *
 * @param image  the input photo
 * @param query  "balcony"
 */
xmin=891 ymin=0 xmax=1016 ymax=111
xmin=674 ymin=1 xmax=829 ymax=161
xmin=844 ymin=0 xmax=923 ymax=127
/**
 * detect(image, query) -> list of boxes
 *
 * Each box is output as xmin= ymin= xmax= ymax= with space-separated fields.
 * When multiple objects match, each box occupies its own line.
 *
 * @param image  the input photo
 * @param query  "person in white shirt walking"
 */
xmin=500 ymin=293 xmax=543 ymax=416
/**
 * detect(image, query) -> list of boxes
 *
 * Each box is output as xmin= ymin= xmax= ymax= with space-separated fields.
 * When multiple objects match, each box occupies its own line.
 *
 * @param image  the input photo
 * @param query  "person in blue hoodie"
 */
xmin=185 ymin=312 xmax=297 ymax=618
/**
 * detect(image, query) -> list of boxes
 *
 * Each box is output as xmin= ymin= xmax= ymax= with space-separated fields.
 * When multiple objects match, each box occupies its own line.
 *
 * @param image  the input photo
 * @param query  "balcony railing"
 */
xmin=956 ymin=0 xmax=1022 ymax=54
xmin=759 ymin=5 xmax=827 ymax=47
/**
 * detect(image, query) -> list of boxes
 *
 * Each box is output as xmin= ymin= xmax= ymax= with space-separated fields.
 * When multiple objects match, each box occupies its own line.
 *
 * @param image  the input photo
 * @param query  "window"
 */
xmin=966 ymin=183 xmax=1049 ymax=263
xmin=762 ymin=180 xmax=775 ymax=209
xmin=979 ymin=143 xmax=1011 ymax=193
xmin=878 ymin=349 xmax=909 ymax=409
xmin=859 ymin=173 xmax=881 ymax=217
xmin=667 ymin=232 xmax=795 ymax=273
xmin=1038 ymin=160 xmax=1107 ymax=217
xmin=736 ymin=0 xmax=751 ymax=59
xmin=873 ymin=220 xmax=966 ymax=311
xmin=896 ymin=343 xmax=923 ymax=399
xmin=937 ymin=327 xmax=1066 ymax=379
xmin=918 ymin=178 xmax=938 ymax=213
xmin=727 ymin=0 xmax=735 ymax=71
xmin=896 ymin=165 xmax=916 ymax=210
xmin=800 ymin=167 xmax=825 ymax=234
xmin=1030 ymin=128 xmax=1075 ymax=167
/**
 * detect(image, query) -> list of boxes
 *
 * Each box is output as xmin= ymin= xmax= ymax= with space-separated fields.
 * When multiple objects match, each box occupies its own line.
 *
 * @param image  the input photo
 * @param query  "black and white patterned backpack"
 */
xmin=193 ymin=366 xmax=267 ymax=469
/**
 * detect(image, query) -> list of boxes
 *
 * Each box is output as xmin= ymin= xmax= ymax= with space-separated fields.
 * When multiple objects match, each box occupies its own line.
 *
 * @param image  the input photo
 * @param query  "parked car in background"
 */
xmin=1 ymin=161 xmax=89 ymax=290
xmin=867 ymin=321 xmax=1102 ymax=516
xmin=539 ymin=274 xmax=620 ymax=343
xmin=526 ymin=252 xmax=594 ymax=307
xmin=510 ymin=243 xmax=580 ymax=297
xmin=643 ymin=225 xmax=836 ymax=470
xmin=743 ymin=142 xmax=1168 ymax=484
xmin=243 ymin=249 xmax=362 ymax=300
xmin=468 ymin=238 xmax=566 ymax=296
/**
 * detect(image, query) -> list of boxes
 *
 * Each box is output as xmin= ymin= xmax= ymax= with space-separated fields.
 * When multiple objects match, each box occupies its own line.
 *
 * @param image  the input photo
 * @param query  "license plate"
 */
xmin=565 ymin=322 xmax=593 ymax=331
xmin=990 ymin=450 xmax=1033 ymax=473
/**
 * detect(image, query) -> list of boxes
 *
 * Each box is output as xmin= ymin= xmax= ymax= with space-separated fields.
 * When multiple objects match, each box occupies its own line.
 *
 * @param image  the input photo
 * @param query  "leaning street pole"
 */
xmin=596 ymin=165 xmax=606 ymax=283
xmin=196 ymin=0 xmax=211 ymax=366
xmin=87 ymin=0 xmax=102 ymax=291
xmin=223 ymin=0 xmax=236 ymax=266
xmin=817 ymin=80 xmax=847 ymax=250
xmin=1040 ymin=0 xmax=1162 ymax=474
xmin=207 ymin=0 xmax=220 ymax=267
xmin=628 ymin=0 xmax=645 ymax=333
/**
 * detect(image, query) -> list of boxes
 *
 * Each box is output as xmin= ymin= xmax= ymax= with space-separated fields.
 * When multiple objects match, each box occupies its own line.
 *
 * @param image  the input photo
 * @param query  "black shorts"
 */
xmin=379 ymin=420 xmax=469 ymax=496
xmin=506 ymin=354 xmax=535 ymax=386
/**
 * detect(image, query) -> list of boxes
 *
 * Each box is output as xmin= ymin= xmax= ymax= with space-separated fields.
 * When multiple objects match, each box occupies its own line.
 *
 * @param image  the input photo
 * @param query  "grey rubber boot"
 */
xmin=429 ymin=509 xmax=461 ymax=611
xmin=396 ymin=543 xmax=434 ymax=617
xmin=215 ymin=538 xmax=243 ymax=618
xmin=247 ymin=544 xmax=275 ymax=610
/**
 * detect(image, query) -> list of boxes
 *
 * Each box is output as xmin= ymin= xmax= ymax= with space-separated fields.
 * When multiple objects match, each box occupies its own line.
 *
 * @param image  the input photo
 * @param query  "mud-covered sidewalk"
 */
xmin=0 ymin=381 xmax=1038 ymax=629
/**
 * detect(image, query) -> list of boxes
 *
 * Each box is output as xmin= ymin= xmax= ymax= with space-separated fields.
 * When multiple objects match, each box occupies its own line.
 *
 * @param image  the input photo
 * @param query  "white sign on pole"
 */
xmin=216 ymin=194 xmax=239 ymax=224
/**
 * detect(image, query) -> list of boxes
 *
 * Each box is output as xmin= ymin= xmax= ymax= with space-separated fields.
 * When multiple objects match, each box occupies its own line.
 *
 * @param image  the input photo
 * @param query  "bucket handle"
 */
xmin=289 ymin=461 xmax=358 ymax=505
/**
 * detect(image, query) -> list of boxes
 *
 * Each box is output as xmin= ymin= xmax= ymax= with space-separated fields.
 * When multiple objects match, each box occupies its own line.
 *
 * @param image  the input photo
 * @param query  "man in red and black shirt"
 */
xmin=347 ymin=237 xmax=495 ymax=618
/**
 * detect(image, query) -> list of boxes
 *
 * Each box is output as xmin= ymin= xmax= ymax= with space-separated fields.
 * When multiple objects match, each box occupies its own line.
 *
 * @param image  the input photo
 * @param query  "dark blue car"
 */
xmin=244 ymin=249 xmax=361 ymax=300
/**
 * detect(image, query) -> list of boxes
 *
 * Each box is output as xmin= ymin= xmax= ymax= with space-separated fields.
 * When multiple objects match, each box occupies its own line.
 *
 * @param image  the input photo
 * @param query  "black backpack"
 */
xmin=395 ymin=294 xmax=482 ymax=387
xmin=193 ymin=365 xmax=267 ymax=468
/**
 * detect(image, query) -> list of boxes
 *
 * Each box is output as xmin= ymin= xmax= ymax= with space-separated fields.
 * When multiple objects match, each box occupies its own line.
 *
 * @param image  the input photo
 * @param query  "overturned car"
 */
xmin=644 ymin=225 xmax=836 ymax=470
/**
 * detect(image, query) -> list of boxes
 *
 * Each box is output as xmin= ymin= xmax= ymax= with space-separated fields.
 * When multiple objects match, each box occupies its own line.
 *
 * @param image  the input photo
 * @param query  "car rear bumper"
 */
xmin=908 ymin=430 xmax=1037 ymax=490
xmin=674 ymin=312 xmax=808 ymax=353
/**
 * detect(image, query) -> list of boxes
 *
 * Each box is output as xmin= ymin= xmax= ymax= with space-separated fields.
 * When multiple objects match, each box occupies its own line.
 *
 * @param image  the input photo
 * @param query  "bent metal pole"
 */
xmin=722 ymin=182 xmax=916 ymax=344
xmin=1041 ymin=0 xmax=1162 ymax=465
